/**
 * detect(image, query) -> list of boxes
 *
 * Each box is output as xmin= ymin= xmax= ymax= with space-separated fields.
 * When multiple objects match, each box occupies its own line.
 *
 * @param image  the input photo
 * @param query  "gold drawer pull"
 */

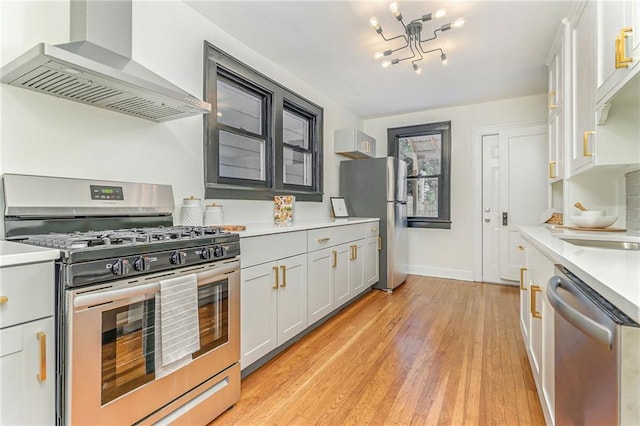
xmin=36 ymin=332 xmax=47 ymax=382
xmin=273 ymin=266 xmax=279 ymax=289
xmin=549 ymin=161 xmax=557 ymax=179
xmin=583 ymin=131 xmax=595 ymax=157
xmin=530 ymin=285 xmax=542 ymax=319
xmin=377 ymin=237 xmax=382 ymax=250
xmin=332 ymin=250 xmax=337 ymax=268
xmin=280 ymin=265 xmax=287 ymax=288
xmin=517 ymin=245 xmax=525 ymax=251
xmin=317 ymin=237 xmax=331 ymax=243
xmin=520 ymin=267 xmax=528 ymax=291
xmin=0 ymin=296 xmax=8 ymax=304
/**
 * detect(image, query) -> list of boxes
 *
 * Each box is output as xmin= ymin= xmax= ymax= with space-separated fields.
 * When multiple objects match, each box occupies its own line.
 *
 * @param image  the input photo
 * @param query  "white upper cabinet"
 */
xmin=547 ymin=22 xmax=567 ymax=182
xmin=570 ymin=1 xmax=598 ymax=175
xmin=596 ymin=0 xmax=640 ymax=105
xmin=334 ymin=129 xmax=376 ymax=159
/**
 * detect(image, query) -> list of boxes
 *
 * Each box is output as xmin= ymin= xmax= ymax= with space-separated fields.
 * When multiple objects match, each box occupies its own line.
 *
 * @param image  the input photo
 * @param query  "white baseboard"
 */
xmin=408 ymin=265 xmax=475 ymax=282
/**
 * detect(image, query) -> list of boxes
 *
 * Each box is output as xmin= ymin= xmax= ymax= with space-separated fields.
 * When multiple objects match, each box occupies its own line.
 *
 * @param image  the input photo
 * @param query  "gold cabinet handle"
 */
xmin=377 ymin=237 xmax=382 ymax=251
xmin=519 ymin=267 xmax=528 ymax=291
xmin=36 ymin=332 xmax=47 ymax=382
xmin=280 ymin=265 xmax=287 ymax=288
xmin=273 ymin=266 xmax=279 ymax=289
xmin=530 ymin=285 xmax=542 ymax=319
xmin=317 ymin=237 xmax=330 ymax=243
xmin=548 ymin=91 xmax=558 ymax=110
xmin=616 ymin=27 xmax=633 ymax=69
xmin=517 ymin=245 xmax=525 ymax=251
xmin=0 ymin=296 xmax=8 ymax=304
xmin=549 ymin=161 xmax=557 ymax=179
xmin=583 ymin=131 xmax=595 ymax=157
xmin=332 ymin=250 xmax=337 ymax=268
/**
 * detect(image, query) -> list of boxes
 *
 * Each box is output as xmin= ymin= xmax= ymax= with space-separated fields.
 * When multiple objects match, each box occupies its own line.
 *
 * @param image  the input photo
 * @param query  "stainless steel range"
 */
xmin=1 ymin=174 xmax=241 ymax=425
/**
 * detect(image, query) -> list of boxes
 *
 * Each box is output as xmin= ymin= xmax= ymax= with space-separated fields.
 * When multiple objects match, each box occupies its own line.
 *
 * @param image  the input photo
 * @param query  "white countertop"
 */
xmin=235 ymin=217 xmax=380 ymax=238
xmin=0 ymin=240 xmax=59 ymax=268
xmin=519 ymin=226 xmax=640 ymax=322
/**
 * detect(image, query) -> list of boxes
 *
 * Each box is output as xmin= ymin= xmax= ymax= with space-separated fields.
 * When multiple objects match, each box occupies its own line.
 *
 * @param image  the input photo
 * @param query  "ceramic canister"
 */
xmin=181 ymin=196 xmax=203 ymax=226
xmin=204 ymin=204 xmax=224 ymax=226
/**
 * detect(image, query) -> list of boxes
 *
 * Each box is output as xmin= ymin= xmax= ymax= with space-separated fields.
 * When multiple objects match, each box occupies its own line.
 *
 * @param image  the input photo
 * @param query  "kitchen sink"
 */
xmin=561 ymin=239 xmax=640 ymax=251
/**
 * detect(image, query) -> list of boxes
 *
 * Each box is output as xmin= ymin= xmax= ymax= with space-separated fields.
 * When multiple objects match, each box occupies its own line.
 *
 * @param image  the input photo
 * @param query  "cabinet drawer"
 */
xmin=364 ymin=221 xmax=380 ymax=237
xmin=307 ymin=224 xmax=366 ymax=251
xmin=0 ymin=262 xmax=55 ymax=328
xmin=241 ymin=231 xmax=307 ymax=268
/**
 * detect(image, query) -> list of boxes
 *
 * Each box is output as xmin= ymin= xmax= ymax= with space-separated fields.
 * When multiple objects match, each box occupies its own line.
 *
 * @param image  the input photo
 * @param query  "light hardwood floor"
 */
xmin=211 ymin=275 xmax=544 ymax=425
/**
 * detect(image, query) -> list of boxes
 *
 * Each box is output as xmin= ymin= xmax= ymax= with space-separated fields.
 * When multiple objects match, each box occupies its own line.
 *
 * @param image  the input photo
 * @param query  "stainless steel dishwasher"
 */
xmin=547 ymin=266 xmax=640 ymax=426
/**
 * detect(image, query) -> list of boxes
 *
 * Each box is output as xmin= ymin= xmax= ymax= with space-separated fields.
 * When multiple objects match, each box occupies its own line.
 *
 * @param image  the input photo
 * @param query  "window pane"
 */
xmin=283 ymin=147 xmax=311 ymax=186
xmin=399 ymin=134 xmax=442 ymax=177
xmin=219 ymin=130 xmax=265 ymax=181
xmin=407 ymin=177 xmax=438 ymax=218
xmin=217 ymin=79 xmax=262 ymax=134
xmin=283 ymin=109 xmax=309 ymax=149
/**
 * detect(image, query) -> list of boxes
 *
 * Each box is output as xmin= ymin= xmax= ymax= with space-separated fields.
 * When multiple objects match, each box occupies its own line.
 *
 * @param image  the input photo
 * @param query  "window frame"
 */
xmin=204 ymin=41 xmax=323 ymax=201
xmin=388 ymin=121 xmax=452 ymax=229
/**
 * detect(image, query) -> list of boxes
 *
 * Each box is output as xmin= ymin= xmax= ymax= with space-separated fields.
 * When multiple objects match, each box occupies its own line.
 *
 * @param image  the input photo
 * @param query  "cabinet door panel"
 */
xmin=277 ymin=254 xmax=307 ymax=345
xmin=240 ymin=263 xmax=278 ymax=367
xmin=334 ymin=244 xmax=351 ymax=308
xmin=307 ymin=248 xmax=334 ymax=325
xmin=0 ymin=317 xmax=55 ymax=426
xmin=348 ymin=240 xmax=365 ymax=296
xmin=364 ymin=236 xmax=379 ymax=287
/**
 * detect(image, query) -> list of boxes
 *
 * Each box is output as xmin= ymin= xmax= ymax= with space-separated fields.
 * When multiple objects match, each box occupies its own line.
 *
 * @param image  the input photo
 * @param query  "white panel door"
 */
xmin=498 ymin=125 xmax=548 ymax=281
xmin=307 ymin=248 xmax=334 ymax=326
xmin=481 ymin=124 xmax=547 ymax=284
xmin=333 ymin=244 xmax=351 ymax=308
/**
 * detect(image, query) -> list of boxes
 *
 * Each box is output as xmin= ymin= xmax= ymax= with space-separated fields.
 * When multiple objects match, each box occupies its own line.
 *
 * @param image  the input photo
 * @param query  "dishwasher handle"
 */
xmin=547 ymin=275 xmax=614 ymax=349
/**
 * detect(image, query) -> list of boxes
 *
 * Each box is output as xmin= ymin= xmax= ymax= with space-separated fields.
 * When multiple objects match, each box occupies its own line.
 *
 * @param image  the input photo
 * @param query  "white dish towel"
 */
xmin=154 ymin=273 xmax=201 ymax=379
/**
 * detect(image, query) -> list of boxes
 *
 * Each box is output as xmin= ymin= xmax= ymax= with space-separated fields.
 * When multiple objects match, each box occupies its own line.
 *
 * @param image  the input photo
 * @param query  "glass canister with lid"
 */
xmin=181 ymin=196 xmax=203 ymax=226
xmin=204 ymin=203 xmax=224 ymax=226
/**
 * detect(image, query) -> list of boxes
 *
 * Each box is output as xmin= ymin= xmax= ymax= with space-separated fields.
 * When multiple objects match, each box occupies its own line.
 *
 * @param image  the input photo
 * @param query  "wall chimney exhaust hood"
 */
xmin=0 ymin=0 xmax=211 ymax=123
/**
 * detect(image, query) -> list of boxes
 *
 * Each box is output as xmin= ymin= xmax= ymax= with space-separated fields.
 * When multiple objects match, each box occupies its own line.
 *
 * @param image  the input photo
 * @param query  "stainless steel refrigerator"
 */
xmin=339 ymin=156 xmax=408 ymax=291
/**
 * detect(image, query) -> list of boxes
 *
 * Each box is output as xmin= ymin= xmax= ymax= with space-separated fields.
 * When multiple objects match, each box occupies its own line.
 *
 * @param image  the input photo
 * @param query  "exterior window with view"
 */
xmin=388 ymin=121 xmax=451 ymax=229
xmin=204 ymin=42 xmax=323 ymax=201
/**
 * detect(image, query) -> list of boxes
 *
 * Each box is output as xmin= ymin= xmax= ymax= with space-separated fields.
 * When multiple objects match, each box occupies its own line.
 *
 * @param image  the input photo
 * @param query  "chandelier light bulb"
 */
xmin=413 ymin=63 xmax=422 ymax=74
xmin=370 ymin=16 xmax=382 ymax=33
xmin=374 ymin=52 xmax=384 ymax=59
xmin=389 ymin=2 xmax=402 ymax=20
xmin=452 ymin=17 xmax=466 ymax=28
xmin=382 ymin=60 xmax=392 ymax=68
xmin=435 ymin=9 xmax=447 ymax=19
xmin=441 ymin=53 xmax=448 ymax=65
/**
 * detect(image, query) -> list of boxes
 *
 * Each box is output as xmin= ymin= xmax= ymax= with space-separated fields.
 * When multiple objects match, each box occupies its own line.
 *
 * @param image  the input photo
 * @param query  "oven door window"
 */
xmin=101 ymin=298 xmax=155 ymax=405
xmin=193 ymin=279 xmax=229 ymax=358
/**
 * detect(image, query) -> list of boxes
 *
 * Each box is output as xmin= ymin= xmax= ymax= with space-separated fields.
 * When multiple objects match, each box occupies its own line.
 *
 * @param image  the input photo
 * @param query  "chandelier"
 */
xmin=370 ymin=2 xmax=465 ymax=74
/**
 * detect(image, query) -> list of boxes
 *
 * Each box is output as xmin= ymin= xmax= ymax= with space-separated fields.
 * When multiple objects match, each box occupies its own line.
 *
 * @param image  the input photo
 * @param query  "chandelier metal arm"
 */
xmin=420 ymin=28 xmax=442 ymax=44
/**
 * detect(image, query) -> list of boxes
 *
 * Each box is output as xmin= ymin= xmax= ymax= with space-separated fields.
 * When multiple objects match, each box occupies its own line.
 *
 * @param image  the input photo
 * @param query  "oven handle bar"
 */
xmin=73 ymin=262 xmax=239 ymax=309
xmin=547 ymin=275 xmax=614 ymax=349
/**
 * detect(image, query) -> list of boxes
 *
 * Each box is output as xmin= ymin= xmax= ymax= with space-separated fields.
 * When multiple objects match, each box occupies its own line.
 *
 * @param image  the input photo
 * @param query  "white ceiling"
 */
xmin=185 ymin=0 xmax=573 ymax=118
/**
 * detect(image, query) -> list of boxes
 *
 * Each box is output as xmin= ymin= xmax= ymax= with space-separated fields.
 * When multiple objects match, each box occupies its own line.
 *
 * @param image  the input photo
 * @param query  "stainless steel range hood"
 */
xmin=0 ymin=0 xmax=211 ymax=123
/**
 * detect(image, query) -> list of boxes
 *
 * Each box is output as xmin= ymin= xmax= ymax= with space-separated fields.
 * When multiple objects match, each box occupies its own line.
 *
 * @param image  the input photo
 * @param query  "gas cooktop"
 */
xmin=17 ymin=225 xmax=240 ymax=264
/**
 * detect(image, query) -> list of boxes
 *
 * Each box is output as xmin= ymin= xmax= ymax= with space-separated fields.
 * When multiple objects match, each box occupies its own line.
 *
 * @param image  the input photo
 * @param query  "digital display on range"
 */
xmin=90 ymin=185 xmax=124 ymax=200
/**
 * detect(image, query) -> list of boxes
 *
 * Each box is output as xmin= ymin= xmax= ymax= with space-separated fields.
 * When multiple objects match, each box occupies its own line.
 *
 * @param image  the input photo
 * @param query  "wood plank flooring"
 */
xmin=211 ymin=275 xmax=544 ymax=425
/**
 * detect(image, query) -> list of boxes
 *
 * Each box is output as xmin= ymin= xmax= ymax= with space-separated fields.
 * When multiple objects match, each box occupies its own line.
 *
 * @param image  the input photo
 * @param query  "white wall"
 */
xmin=0 ymin=0 xmax=360 ymax=223
xmin=364 ymin=94 xmax=548 ymax=281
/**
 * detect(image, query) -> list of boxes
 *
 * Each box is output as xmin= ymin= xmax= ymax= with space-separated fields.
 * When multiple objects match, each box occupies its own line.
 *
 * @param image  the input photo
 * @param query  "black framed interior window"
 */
xmin=388 ymin=121 xmax=452 ymax=229
xmin=204 ymin=41 xmax=323 ymax=201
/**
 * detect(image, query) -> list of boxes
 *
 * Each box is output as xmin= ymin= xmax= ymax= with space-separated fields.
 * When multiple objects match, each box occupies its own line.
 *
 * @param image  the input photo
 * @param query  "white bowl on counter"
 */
xmin=578 ymin=210 xmax=605 ymax=217
xmin=570 ymin=215 xmax=618 ymax=229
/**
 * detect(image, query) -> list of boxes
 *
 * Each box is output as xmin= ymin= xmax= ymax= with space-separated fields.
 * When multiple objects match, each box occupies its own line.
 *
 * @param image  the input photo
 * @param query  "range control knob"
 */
xmin=213 ymin=246 xmax=224 ymax=258
xmin=200 ymin=247 xmax=215 ymax=260
xmin=170 ymin=251 xmax=187 ymax=265
xmin=133 ymin=256 xmax=151 ymax=272
xmin=111 ymin=259 xmax=130 ymax=276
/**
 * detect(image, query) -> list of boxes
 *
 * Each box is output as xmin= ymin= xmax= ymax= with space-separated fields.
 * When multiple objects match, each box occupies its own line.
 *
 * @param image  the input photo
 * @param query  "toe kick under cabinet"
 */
xmin=239 ymin=220 xmax=380 ymax=371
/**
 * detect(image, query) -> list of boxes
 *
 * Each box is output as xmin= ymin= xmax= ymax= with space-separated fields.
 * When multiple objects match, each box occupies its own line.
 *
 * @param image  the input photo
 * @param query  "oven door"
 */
xmin=66 ymin=259 xmax=239 ymax=425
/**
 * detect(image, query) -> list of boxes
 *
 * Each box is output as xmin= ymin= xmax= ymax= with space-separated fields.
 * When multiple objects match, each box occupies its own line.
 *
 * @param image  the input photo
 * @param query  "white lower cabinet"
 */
xmin=0 ymin=259 xmax=56 ymax=426
xmin=240 ymin=220 xmax=380 ymax=371
xmin=240 ymin=254 xmax=307 ymax=368
xmin=520 ymin=241 xmax=555 ymax=426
